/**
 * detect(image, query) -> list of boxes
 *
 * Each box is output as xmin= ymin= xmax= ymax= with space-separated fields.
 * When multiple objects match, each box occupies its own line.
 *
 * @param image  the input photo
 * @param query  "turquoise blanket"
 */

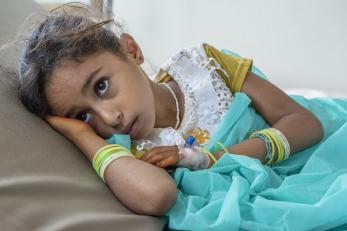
xmin=166 ymin=93 xmax=347 ymax=231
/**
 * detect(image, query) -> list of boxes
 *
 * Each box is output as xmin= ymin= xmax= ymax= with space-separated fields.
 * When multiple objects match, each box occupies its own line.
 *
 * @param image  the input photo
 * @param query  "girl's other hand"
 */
xmin=45 ymin=115 xmax=95 ymax=141
xmin=141 ymin=146 xmax=179 ymax=168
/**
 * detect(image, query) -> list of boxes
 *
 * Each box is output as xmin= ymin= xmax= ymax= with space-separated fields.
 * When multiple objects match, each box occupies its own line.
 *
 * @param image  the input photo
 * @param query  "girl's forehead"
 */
xmin=45 ymin=57 xmax=100 ymax=115
xmin=49 ymin=53 xmax=106 ymax=88
xmin=52 ymin=51 xmax=124 ymax=81
xmin=54 ymin=56 xmax=98 ymax=78
xmin=45 ymin=52 xmax=130 ymax=115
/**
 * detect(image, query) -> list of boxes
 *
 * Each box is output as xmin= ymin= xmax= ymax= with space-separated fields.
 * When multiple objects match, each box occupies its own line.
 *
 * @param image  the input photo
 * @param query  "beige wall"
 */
xmin=113 ymin=0 xmax=347 ymax=96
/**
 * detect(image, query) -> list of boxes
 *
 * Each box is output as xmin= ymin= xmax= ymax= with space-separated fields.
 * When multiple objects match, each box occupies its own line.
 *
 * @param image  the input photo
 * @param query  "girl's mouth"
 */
xmin=127 ymin=117 xmax=139 ymax=138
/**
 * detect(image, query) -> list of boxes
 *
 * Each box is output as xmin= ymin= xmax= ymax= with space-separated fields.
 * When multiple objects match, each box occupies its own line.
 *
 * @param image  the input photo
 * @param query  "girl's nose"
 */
xmin=96 ymin=108 xmax=121 ymax=128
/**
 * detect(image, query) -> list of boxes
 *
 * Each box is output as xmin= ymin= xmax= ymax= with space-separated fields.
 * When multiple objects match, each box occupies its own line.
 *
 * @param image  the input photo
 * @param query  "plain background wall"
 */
xmin=113 ymin=0 xmax=347 ymax=96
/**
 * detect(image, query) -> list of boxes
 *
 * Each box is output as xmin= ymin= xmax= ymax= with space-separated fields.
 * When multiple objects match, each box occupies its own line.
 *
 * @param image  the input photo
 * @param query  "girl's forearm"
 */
xmin=73 ymin=130 xmax=109 ymax=161
xmin=72 ymin=131 xmax=177 ymax=216
xmin=211 ymin=138 xmax=266 ymax=167
xmin=272 ymin=112 xmax=323 ymax=153
xmin=212 ymin=112 xmax=323 ymax=165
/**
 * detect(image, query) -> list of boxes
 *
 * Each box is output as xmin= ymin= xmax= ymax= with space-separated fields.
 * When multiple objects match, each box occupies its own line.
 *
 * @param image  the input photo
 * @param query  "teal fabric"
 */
xmin=106 ymin=134 xmax=131 ymax=150
xmin=166 ymin=92 xmax=347 ymax=231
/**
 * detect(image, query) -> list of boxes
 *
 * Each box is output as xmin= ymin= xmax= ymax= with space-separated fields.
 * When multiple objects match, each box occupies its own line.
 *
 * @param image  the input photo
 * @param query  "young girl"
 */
xmin=17 ymin=4 xmax=347 ymax=231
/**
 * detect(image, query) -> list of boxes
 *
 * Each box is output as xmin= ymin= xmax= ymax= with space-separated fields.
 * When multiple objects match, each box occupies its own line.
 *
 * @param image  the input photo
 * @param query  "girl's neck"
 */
xmin=149 ymin=73 xmax=184 ymax=130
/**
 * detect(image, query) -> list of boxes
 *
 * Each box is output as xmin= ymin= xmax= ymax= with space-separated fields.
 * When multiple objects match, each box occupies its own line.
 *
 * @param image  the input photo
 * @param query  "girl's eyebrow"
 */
xmin=64 ymin=66 xmax=103 ymax=117
xmin=81 ymin=66 xmax=103 ymax=95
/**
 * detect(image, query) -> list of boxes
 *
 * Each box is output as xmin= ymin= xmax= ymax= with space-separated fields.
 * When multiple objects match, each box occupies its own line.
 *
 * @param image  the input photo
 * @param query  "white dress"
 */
xmin=134 ymin=43 xmax=234 ymax=151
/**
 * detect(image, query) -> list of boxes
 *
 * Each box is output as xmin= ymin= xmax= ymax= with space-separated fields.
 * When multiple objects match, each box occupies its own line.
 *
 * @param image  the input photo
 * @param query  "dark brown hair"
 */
xmin=18 ymin=3 xmax=125 ymax=118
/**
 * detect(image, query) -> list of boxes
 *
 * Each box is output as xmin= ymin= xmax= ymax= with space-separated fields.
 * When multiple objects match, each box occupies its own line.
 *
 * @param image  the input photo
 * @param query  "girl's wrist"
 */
xmin=73 ymin=130 xmax=109 ymax=161
xmin=68 ymin=124 xmax=96 ymax=139
xmin=207 ymin=150 xmax=225 ymax=168
xmin=177 ymin=146 xmax=210 ymax=169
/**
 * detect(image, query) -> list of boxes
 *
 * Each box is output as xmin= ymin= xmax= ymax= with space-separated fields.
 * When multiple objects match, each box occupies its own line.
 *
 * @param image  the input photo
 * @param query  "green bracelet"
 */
xmin=92 ymin=144 xmax=132 ymax=178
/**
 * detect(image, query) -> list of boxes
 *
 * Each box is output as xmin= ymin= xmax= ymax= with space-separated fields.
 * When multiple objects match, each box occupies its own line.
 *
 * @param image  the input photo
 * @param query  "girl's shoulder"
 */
xmin=156 ymin=43 xmax=252 ymax=94
xmin=155 ymin=43 xmax=237 ymax=136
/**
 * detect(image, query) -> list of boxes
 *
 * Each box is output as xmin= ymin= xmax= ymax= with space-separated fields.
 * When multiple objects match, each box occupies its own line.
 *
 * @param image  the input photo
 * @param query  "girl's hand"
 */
xmin=45 ymin=115 xmax=95 ymax=141
xmin=141 ymin=146 xmax=179 ymax=168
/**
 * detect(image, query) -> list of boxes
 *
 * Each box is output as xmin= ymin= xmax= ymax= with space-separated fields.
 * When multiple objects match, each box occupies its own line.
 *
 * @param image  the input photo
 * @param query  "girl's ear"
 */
xmin=119 ymin=33 xmax=144 ymax=65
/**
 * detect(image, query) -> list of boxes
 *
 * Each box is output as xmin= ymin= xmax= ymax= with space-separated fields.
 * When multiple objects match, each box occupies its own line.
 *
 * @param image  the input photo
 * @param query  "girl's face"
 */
xmin=44 ymin=34 xmax=156 ymax=140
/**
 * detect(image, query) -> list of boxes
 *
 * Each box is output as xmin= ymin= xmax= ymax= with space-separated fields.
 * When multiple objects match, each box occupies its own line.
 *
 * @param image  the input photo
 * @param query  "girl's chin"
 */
xmin=98 ymin=129 xmax=119 ymax=140
xmin=134 ymin=120 xmax=154 ymax=140
xmin=101 ymin=132 xmax=113 ymax=140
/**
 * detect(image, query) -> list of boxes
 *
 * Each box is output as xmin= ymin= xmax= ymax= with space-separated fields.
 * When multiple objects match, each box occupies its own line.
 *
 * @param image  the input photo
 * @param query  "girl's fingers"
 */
xmin=145 ymin=154 xmax=167 ymax=165
xmin=141 ymin=146 xmax=178 ymax=161
xmin=44 ymin=115 xmax=94 ymax=137
xmin=45 ymin=115 xmax=52 ymax=122
xmin=46 ymin=115 xmax=71 ymax=126
xmin=156 ymin=155 xmax=179 ymax=168
xmin=145 ymin=150 xmax=177 ymax=165
xmin=45 ymin=115 xmax=60 ymax=125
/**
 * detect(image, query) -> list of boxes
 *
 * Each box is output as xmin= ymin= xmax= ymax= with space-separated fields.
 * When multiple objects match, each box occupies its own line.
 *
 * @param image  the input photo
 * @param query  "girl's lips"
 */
xmin=128 ymin=117 xmax=138 ymax=138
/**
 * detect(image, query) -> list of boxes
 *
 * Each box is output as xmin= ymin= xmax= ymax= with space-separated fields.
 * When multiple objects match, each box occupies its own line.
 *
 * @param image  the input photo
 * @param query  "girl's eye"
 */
xmin=95 ymin=78 xmax=110 ymax=96
xmin=76 ymin=112 xmax=92 ymax=123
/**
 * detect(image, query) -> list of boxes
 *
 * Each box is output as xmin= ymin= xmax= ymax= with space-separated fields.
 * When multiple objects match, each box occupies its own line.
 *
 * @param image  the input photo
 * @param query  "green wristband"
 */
xmin=92 ymin=144 xmax=131 ymax=177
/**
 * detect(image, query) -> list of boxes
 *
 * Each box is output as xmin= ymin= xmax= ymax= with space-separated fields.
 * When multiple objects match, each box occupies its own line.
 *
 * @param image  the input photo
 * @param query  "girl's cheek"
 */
xmin=88 ymin=119 xmax=99 ymax=133
xmin=90 ymin=120 xmax=112 ymax=139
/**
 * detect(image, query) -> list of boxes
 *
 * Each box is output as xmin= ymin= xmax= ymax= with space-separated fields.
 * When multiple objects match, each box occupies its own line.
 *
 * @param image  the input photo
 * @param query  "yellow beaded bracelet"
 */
xmin=250 ymin=130 xmax=275 ymax=165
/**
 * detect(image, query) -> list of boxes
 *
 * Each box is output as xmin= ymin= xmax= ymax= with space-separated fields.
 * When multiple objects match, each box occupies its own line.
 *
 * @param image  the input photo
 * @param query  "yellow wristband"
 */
xmin=93 ymin=144 xmax=133 ymax=178
xmin=201 ymin=147 xmax=217 ymax=163
xmin=216 ymin=141 xmax=229 ymax=154
xmin=99 ymin=151 xmax=133 ymax=182
xmin=262 ymin=128 xmax=286 ymax=164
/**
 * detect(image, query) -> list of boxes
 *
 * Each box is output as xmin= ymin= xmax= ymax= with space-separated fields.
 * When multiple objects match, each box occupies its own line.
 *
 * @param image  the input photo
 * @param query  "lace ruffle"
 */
xmin=134 ymin=43 xmax=234 ymax=151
